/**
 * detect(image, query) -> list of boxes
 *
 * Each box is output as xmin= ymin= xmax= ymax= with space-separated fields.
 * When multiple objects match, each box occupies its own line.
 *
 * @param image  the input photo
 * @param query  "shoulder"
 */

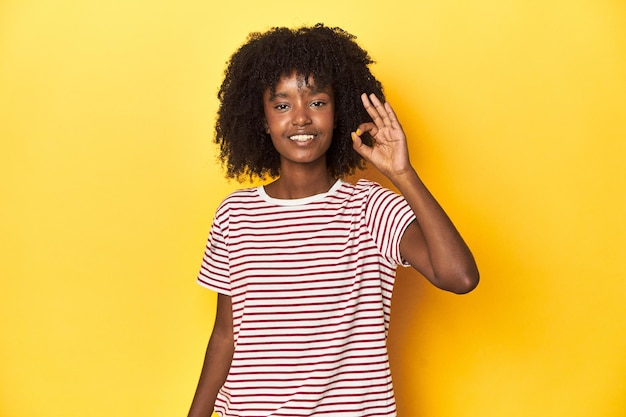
xmin=354 ymin=178 xmax=381 ymax=191
xmin=334 ymin=179 xmax=404 ymax=213
xmin=335 ymin=178 xmax=397 ymax=200
xmin=336 ymin=178 xmax=380 ymax=195
xmin=214 ymin=186 xmax=262 ymax=217
xmin=351 ymin=178 xmax=397 ymax=199
xmin=351 ymin=179 xmax=411 ymax=216
xmin=221 ymin=186 xmax=260 ymax=204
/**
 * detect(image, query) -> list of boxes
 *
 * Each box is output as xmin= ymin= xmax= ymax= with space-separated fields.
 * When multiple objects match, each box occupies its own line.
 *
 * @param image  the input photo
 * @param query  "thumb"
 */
xmin=351 ymin=129 xmax=373 ymax=161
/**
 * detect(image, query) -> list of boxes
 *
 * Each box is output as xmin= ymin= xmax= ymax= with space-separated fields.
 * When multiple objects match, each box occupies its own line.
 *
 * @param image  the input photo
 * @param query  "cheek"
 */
xmin=324 ymin=112 xmax=336 ymax=130
xmin=265 ymin=114 xmax=286 ymax=132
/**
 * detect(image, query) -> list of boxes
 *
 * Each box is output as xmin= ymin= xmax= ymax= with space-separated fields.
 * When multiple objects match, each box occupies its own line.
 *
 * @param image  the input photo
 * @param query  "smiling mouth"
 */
xmin=289 ymin=134 xmax=315 ymax=142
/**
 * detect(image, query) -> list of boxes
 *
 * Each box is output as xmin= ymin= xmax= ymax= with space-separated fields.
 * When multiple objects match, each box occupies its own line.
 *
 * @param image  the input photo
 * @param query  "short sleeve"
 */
xmin=197 ymin=206 xmax=231 ymax=295
xmin=364 ymin=181 xmax=416 ymax=266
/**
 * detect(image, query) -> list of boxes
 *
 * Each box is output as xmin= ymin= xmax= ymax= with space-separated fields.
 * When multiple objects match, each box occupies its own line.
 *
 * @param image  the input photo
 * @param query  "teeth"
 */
xmin=289 ymin=134 xmax=315 ymax=142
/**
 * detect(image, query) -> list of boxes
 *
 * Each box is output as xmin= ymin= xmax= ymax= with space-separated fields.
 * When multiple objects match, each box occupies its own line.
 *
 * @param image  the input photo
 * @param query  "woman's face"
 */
xmin=263 ymin=72 xmax=335 ymax=170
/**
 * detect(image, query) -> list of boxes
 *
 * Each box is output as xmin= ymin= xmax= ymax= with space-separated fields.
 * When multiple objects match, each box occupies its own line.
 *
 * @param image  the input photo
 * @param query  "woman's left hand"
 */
xmin=351 ymin=93 xmax=413 ymax=179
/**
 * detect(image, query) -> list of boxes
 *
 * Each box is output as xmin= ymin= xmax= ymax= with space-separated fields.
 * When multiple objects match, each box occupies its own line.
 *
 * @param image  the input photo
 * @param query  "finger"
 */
xmin=369 ymin=94 xmax=391 ymax=127
xmin=351 ymin=130 xmax=374 ymax=161
xmin=368 ymin=93 xmax=392 ymax=128
xmin=356 ymin=122 xmax=377 ymax=137
xmin=361 ymin=93 xmax=386 ymax=129
xmin=383 ymin=101 xmax=403 ymax=130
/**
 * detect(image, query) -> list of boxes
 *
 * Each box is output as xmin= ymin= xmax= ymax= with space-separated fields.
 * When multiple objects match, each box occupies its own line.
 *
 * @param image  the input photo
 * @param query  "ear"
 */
xmin=263 ymin=119 xmax=270 ymax=134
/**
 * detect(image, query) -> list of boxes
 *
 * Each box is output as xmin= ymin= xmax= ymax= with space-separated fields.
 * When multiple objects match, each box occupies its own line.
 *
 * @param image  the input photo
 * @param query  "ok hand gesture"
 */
xmin=351 ymin=93 xmax=413 ymax=179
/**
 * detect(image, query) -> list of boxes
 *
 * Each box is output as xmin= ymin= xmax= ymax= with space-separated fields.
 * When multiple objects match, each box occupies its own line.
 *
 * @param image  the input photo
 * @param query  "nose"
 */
xmin=291 ymin=104 xmax=312 ymax=127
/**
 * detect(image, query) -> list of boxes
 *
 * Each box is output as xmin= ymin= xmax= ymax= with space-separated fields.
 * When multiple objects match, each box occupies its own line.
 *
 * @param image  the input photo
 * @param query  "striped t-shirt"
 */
xmin=198 ymin=179 xmax=415 ymax=417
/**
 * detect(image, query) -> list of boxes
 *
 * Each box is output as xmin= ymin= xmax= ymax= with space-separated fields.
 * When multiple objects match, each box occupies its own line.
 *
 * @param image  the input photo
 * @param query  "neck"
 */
xmin=265 ymin=165 xmax=336 ymax=199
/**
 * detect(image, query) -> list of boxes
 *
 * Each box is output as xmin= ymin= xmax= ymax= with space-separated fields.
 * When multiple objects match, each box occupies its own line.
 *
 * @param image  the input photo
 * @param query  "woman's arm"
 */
xmin=188 ymin=293 xmax=234 ymax=417
xmin=393 ymin=169 xmax=479 ymax=294
xmin=352 ymin=93 xmax=479 ymax=294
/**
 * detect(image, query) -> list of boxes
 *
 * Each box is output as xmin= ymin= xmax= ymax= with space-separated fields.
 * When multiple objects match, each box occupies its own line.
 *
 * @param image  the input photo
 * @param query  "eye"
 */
xmin=310 ymin=100 xmax=326 ymax=108
xmin=274 ymin=103 xmax=289 ymax=111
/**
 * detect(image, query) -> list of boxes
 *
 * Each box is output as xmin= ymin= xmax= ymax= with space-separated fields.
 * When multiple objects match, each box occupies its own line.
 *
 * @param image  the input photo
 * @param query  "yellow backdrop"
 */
xmin=2 ymin=0 xmax=625 ymax=416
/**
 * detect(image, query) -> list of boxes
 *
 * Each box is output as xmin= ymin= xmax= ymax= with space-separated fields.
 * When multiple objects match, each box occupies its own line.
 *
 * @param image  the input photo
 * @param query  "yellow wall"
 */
xmin=1 ymin=1 xmax=624 ymax=416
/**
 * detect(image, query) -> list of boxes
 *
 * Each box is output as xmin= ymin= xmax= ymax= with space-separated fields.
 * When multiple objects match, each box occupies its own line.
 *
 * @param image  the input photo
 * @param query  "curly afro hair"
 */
xmin=215 ymin=23 xmax=384 ymax=181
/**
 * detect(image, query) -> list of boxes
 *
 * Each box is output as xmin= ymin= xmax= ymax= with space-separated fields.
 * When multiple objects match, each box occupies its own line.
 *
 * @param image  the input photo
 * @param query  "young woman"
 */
xmin=188 ymin=24 xmax=479 ymax=417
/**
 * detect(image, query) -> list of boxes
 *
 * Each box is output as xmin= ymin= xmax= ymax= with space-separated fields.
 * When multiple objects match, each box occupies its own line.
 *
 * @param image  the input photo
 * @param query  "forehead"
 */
xmin=265 ymin=72 xmax=332 ymax=100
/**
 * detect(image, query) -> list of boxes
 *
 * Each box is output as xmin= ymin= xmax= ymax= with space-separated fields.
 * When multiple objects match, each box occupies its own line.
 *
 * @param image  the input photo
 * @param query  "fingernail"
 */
xmin=356 ymin=128 xmax=361 ymax=136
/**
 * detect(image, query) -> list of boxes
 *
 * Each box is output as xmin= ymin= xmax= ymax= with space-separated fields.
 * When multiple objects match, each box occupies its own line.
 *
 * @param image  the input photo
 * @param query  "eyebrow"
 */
xmin=268 ymin=92 xmax=289 ymax=100
xmin=268 ymin=85 xmax=332 ymax=101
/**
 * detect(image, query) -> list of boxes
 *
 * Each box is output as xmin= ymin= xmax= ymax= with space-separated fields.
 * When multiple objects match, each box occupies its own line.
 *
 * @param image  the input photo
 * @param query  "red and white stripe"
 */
xmin=198 ymin=179 xmax=415 ymax=417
